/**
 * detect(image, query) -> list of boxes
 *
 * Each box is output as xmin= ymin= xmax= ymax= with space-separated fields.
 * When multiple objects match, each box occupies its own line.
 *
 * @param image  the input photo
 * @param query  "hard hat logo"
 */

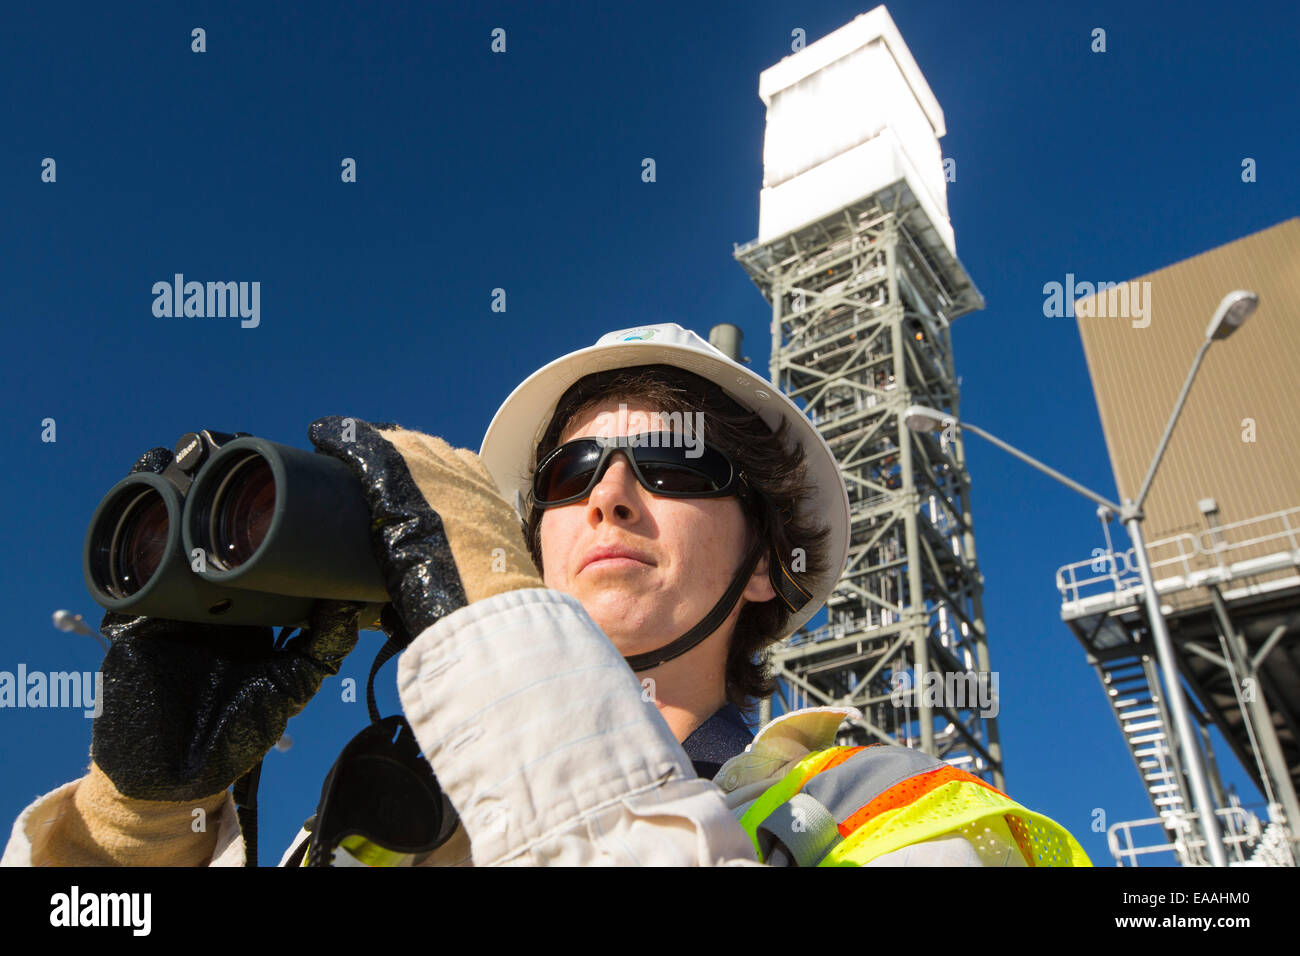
xmin=618 ymin=328 xmax=657 ymax=341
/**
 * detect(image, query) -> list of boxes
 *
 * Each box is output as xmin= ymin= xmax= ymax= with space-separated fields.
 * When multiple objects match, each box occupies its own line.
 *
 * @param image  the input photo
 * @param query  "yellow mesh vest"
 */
xmin=739 ymin=746 xmax=1091 ymax=867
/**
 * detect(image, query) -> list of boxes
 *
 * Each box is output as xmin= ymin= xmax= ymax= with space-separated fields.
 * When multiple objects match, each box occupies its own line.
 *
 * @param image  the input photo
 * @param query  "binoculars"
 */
xmin=84 ymin=430 xmax=389 ymax=628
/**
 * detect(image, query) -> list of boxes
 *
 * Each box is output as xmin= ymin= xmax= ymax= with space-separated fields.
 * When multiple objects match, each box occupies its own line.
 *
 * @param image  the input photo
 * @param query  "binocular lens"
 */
xmin=89 ymin=434 xmax=388 ymax=625
xmin=97 ymin=488 xmax=170 ymax=598
xmin=208 ymin=454 xmax=276 ymax=570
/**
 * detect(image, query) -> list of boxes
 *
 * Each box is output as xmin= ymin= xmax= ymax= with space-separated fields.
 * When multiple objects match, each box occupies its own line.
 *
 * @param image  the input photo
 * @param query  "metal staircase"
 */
xmin=1058 ymin=506 xmax=1300 ymax=865
xmin=1098 ymin=651 xmax=1191 ymax=823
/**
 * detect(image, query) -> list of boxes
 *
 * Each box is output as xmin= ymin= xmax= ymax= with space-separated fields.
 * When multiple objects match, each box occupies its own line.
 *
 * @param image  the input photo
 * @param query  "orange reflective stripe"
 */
xmin=819 ymin=745 xmax=866 ymax=774
xmin=807 ymin=747 xmax=850 ymax=778
xmin=838 ymin=764 xmax=1010 ymax=837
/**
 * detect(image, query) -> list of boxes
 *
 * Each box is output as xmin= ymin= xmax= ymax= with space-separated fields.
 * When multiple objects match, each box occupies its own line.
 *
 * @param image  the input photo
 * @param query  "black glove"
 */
xmin=89 ymin=445 xmax=363 ymax=802
xmin=306 ymin=416 xmax=468 ymax=641
xmin=91 ymin=602 xmax=362 ymax=802
xmin=306 ymin=416 xmax=544 ymax=645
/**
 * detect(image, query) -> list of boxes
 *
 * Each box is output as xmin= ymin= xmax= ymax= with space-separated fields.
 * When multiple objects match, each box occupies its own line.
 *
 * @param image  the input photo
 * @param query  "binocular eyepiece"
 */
xmin=85 ymin=430 xmax=389 ymax=627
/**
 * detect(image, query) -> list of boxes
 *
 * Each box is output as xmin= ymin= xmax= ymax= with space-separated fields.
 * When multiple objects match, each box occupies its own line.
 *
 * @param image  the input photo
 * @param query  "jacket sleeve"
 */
xmin=395 ymin=587 xmax=764 ymax=866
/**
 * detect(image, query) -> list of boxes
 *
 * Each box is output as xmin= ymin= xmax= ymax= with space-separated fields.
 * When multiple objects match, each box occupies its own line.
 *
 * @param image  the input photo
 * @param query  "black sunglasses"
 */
xmin=533 ymin=434 xmax=742 ymax=508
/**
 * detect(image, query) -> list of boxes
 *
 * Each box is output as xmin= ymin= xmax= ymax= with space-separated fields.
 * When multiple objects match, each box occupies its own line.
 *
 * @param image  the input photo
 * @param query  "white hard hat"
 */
xmin=480 ymin=323 xmax=849 ymax=639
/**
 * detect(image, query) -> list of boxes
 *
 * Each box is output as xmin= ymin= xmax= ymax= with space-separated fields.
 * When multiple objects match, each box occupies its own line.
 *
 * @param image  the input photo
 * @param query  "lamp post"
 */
xmin=52 ymin=609 xmax=109 ymax=653
xmin=904 ymin=290 xmax=1259 ymax=868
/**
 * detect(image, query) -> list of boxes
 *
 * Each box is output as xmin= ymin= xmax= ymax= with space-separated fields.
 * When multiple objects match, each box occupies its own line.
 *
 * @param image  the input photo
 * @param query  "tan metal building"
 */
xmin=1074 ymin=217 xmax=1300 ymax=613
xmin=1063 ymin=218 xmax=1300 ymax=866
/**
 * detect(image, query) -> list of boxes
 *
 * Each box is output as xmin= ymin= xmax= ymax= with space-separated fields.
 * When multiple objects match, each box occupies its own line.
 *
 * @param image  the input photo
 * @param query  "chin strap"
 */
xmin=622 ymin=535 xmax=813 ymax=673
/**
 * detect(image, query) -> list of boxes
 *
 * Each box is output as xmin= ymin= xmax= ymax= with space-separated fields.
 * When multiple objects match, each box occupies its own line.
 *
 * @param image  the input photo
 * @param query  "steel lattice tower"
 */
xmin=732 ymin=9 xmax=1003 ymax=787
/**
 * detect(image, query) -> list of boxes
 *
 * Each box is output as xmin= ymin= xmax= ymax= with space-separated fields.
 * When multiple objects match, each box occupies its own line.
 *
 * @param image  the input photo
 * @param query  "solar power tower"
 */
xmin=732 ymin=8 xmax=1000 ymax=786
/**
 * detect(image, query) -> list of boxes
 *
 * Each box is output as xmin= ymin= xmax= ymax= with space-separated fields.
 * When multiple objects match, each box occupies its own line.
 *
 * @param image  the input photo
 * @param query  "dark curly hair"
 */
xmin=522 ymin=365 xmax=831 ymax=716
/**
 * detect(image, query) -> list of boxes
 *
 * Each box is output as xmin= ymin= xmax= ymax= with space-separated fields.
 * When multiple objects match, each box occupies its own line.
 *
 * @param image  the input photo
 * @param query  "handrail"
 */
xmin=1107 ymin=806 xmax=1263 ymax=867
xmin=1057 ymin=506 xmax=1300 ymax=606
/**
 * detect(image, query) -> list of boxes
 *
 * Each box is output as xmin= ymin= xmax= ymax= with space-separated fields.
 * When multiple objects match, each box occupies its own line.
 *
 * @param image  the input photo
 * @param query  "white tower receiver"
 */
xmin=736 ymin=7 xmax=997 ymax=784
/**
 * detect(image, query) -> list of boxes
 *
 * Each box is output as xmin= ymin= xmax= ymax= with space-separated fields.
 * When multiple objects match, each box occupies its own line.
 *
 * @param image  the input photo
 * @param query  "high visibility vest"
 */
xmin=737 ymin=743 xmax=1091 ymax=867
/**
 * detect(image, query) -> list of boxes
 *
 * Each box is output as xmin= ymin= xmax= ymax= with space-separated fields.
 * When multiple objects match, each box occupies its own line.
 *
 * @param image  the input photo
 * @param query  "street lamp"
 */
xmin=52 ymin=609 xmax=109 ymax=653
xmin=904 ymin=290 xmax=1259 ymax=868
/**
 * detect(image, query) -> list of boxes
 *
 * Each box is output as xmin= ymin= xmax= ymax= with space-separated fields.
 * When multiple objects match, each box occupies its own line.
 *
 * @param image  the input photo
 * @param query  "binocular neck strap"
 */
xmin=232 ymin=759 xmax=264 ymax=867
xmin=622 ymin=535 xmax=765 ymax=673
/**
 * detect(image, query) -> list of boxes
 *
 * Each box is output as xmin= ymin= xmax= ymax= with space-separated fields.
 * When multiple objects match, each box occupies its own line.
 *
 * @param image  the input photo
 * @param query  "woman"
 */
xmin=3 ymin=323 xmax=1088 ymax=867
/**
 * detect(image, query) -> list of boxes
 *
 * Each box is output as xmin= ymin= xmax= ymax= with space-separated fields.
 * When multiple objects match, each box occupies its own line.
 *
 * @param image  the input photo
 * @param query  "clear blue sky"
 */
xmin=1 ymin=0 xmax=1295 ymax=865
